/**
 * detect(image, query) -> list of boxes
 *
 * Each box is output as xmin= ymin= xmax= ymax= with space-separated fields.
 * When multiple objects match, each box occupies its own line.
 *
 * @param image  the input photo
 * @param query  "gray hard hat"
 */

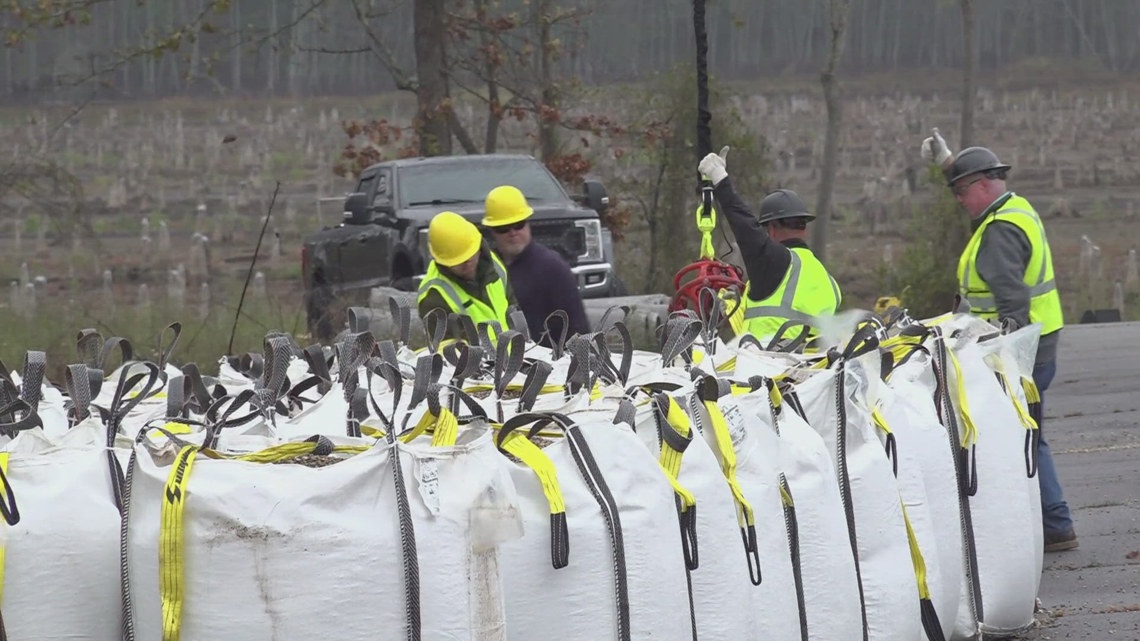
xmin=757 ymin=189 xmax=815 ymax=225
xmin=946 ymin=146 xmax=1011 ymax=186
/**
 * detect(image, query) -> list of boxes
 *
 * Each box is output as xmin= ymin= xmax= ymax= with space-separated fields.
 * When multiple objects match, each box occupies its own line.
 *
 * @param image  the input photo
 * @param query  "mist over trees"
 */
xmin=2 ymin=0 xmax=1136 ymax=102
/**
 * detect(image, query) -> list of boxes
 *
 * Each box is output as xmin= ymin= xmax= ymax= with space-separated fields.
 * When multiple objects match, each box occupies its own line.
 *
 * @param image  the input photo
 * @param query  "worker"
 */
xmin=697 ymin=146 xmax=841 ymax=344
xmin=482 ymin=185 xmax=590 ymax=347
xmin=417 ymin=210 xmax=515 ymax=341
xmin=921 ymin=129 xmax=1075 ymax=552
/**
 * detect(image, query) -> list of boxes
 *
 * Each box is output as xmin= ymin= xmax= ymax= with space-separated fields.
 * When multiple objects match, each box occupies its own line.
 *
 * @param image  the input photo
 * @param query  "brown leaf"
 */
xmin=221 ymin=134 xmax=237 ymax=144
xmin=1126 ymin=550 xmax=1140 ymax=560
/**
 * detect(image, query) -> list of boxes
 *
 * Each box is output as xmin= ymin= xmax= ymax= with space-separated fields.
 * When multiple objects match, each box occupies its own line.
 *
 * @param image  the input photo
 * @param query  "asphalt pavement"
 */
xmin=1022 ymin=321 xmax=1140 ymax=640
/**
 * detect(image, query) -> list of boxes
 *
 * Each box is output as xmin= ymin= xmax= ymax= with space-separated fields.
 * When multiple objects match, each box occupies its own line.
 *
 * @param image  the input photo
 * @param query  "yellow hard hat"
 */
xmin=483 ymin=185 xmax=534 ymax=227
xmin=428 ymin=211 xmax=482 ymax=267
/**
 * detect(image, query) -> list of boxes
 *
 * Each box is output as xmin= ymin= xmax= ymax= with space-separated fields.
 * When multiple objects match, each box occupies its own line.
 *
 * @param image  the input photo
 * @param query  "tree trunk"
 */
xmin=812 ymin=0 xmax=852 ymax=264
xmin=413 ymin=0 xmax=451 ymax=156
xmin=267 ymin=0 xmax=279 ymax=94
xmin=535 ymin=0 xmax=558 ymax=162
xmin=477 ymin=0 xmax=502 ymax=153
xmin=959 ymin=0 xmax=977 ymax=149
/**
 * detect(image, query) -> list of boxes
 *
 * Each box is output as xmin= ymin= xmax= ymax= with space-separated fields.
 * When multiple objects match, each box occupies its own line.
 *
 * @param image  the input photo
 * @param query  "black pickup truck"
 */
xmin=301 ymin=153 xmax=622 ymax=340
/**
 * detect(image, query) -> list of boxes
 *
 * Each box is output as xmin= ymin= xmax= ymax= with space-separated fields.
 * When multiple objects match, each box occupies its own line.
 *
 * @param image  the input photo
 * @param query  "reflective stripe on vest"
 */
xmin=417 ymin=253 xmax=510 ymax=328
xmin=956 ymin=195 xmax=1064 ymax=335
xmin=741 ymin=246 xmax=841 ymax=340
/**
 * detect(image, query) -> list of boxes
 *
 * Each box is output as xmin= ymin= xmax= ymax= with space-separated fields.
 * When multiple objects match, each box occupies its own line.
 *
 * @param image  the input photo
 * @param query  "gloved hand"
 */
xmin=698 ymin=145 xmax=730 ymax=186
xmin=920 ymin=128 xmax=953 ymax=165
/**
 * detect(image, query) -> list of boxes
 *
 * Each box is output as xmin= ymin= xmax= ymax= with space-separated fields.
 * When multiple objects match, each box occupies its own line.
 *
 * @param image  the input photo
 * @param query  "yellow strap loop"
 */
xmin=193 ymin=440 xmax=370 ymax=463
xmin=872 ymin=408 xmax=892 ymax=435
xmin=658 ymin=397 xmax=696 ymax=513
xmin=901 ymin=502 xmax=933 ymax=601
xmin=701 ymin=400 xmax=756 ymax=528
xmin=500 ymin=433 xmax=566 ymax=516
xmin=717 ymin=289 xmax=746 ymax=337
xmin=947 ymin=349 xmax=978 ymax=448
xmin=1021 ymin=376 xmax=1041 ymax=406
xmin=401 ymin=410 xmax=438 ymax=444
xmin=769 ymin=381 xmax=784 ymax=409
xmin=160 ymin=445 xmax=198 ymax=641
xmin=429 ymin=408 xmax=460 ymax=447
xmin=464 ymin=383 xmax=564 ymax=396
xmin=1000 ymin=373 xmax=1038 ymax=431
xmin=779 ymin=482 xmax=794 ymax=508
xmin=589 ymin=380 xmax=604 ymax=402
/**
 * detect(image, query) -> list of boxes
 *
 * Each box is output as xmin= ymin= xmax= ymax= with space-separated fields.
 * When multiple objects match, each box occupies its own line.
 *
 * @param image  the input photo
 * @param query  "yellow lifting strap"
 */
xmin=218 ymin=441 xmax=371 ymax=463
xmin=657 ymin=396 xmax=697 ymax=515
xmin=499 ymin=432 xmax=567 ymax=520
xmin=900 ymin=502 xmax=935 ymax=601
xmin=160 ymin=445 xmax=198 ymax=641
xmin=1000 ymin=373 xmax=1039 ymax=432
xmin=701 ymin=396 xmax=764 ymax=584
xmin=391 ymin=407 xmax=462 ymax=447
xmin=701 ymin=399 xmax=756 ymax=529
xmin=464 ymin=382 xmax=564 ymax=396
xmin=946 ymin=349 xmax=979 ymax=449
xmin=779 ymin=482 xmax=794 ymax=508
xmin=499 ymin=429 xmax=570 ymax=568
xmin=768 ymin=381 xmax=784 ymax=410
xmin=0 ymin=453 xmax=9 ymax=607
xmin=872 ymin=408 xmax=892 ymax=435
xmin=717 ymin=288 xmax=747 ymax=337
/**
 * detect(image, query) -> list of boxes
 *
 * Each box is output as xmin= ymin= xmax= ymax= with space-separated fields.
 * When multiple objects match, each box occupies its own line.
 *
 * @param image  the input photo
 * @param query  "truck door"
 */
xmin=338 ymin=169 xmax=394 ymax=292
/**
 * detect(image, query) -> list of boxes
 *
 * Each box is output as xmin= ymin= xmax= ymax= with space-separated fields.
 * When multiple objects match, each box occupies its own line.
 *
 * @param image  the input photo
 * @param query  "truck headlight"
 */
xmin=574 ymin=219 xmax=604 ymax=263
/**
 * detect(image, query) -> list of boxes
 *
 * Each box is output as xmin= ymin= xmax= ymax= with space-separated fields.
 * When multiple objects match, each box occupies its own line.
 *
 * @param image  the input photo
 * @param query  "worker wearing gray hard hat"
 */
xmin=921 ymin=129 xmax=1075 ymax=552
xmin=698 ymin=147 xmax=841 ymax=343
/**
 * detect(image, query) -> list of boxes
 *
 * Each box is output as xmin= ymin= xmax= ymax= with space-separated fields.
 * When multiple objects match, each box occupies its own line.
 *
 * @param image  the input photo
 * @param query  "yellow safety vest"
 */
xmin=956 ymin=194 xmax=1064 ymax=335
xmin=417 ymin=253 xmax=511 ymax=329
xmin=741 ymin=246 xmax=841 ymax=341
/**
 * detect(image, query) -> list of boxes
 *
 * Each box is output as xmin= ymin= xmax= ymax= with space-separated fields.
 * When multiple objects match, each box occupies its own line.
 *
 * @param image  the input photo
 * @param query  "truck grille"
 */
xmin=524 ymin=219 xmax=586 ymax=265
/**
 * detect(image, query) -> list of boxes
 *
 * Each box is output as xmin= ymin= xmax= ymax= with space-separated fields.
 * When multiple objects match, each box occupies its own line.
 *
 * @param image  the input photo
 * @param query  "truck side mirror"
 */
xmin=582 ymin=180 xmax=609 ymax=214
xmin=342 ymin=192 xmax=371 ymax=225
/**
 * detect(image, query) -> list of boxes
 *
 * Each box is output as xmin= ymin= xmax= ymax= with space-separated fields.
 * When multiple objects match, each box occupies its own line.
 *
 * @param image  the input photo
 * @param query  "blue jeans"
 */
xmin=1032 ymin=360 xmax=1074 ymax=534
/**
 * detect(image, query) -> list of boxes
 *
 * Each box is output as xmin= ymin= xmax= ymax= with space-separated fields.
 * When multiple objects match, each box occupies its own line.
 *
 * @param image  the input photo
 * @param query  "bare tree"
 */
xmin=413 ymin=0 xmax=452 ymax=156
xmin=811 ymin=0 xmax=852 ymax=263
xmin=959 ymin=0 xmax=976 ymax=148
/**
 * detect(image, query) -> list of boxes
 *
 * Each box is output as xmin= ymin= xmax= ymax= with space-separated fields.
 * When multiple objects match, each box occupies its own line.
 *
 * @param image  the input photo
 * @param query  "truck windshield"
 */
xmin=399 ymin=158 xmax=568 ymax=208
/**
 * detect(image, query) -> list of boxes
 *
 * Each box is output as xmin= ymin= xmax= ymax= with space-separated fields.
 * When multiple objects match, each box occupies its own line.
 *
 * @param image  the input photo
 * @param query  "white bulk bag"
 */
xmin=947 ymin=337 xmax=1042 ymax=637
xmin=494 ymin=412 xmax=694 ymax=641
xmin=690 ymin=380 xmax=810 ymax=640
xmin=879 ymin=348 xmax=965 ymax=640
xmin=124 ymin=423 xmax=522 ymax=641
xmin=739 ymin=376 xmax=865 ymax=640
xmin=624 ymin=391 xmax=758 ymax=639
xmin=0 ymin=417 xmax=125 ymax=641
xmin=795 ymin=357 xmax=922 ymax=641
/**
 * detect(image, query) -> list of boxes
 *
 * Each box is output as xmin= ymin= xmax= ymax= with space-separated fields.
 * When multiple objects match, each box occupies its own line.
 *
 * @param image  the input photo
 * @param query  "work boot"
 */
xmin=1044 ymin=527 xmax=1079 ymax=552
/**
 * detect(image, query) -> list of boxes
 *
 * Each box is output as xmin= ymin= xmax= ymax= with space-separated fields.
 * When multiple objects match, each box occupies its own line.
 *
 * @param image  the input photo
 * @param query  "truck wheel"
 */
xmin=306 ymin=285 xmax=336 ymax=342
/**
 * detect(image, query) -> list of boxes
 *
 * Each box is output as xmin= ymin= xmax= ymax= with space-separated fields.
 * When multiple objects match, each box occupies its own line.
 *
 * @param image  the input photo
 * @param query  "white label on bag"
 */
xmin=418 ymin=458 xmax=441 ymax=516
xmin=721 ymin=401 xmax=747 ymax=448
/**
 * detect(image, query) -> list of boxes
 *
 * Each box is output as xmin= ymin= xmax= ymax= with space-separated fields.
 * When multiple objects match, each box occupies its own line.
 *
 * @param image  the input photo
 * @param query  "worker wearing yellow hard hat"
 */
xmin=483 ymin=185 xmax=590 ymax=347
xmin=417 ymin=211 xmax=515 ymax=340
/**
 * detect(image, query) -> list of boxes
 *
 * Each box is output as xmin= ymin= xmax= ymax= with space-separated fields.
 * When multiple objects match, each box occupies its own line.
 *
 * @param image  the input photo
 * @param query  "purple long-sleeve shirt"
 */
xmin=507 ymin=241 xmax=590 ymax=347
